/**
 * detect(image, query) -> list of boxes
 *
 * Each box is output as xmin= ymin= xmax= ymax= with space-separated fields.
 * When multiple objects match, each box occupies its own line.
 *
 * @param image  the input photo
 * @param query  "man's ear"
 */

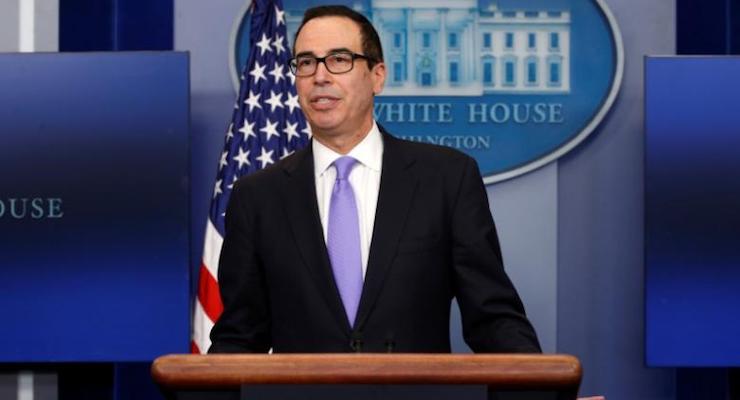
xmin=371 ymin=62 xmax=386 ymax=96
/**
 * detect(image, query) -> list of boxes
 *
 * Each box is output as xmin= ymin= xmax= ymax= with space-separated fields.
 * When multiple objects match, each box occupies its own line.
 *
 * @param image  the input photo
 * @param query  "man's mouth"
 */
xmin=310 ymin=96 xmax=340 ymax=110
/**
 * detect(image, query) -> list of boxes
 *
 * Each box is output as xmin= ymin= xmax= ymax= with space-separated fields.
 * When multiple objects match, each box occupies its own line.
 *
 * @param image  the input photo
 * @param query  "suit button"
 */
xmin=350 ymin=335 xmax=363 ymax=352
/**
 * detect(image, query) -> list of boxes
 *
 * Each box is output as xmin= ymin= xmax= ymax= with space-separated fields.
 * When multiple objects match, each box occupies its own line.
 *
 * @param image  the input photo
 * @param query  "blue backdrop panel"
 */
xmin=645 ymin=56 xmax=740 ymax=367
xmin=0 ymin=52 xmax=190 ymax=362
xmin=59 ymin=0 xmax=173 ymax=51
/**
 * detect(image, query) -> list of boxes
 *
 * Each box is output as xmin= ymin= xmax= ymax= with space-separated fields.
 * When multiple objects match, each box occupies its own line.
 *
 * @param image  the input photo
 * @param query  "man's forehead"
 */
xmin=294 ymin=16 xmax=362 ymax=53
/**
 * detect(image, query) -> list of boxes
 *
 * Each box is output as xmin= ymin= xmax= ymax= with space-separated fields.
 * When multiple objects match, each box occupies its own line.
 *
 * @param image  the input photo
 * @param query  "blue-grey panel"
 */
xmin=0 ymin=52 xmax=190 ymax=362
xmin=645 ymin=56 xmax=740 ymax=367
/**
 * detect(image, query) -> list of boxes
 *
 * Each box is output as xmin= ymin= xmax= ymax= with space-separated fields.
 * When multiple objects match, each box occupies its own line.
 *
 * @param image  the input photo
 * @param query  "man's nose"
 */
xmin=313 ymin=60 xmax=332 ymax=84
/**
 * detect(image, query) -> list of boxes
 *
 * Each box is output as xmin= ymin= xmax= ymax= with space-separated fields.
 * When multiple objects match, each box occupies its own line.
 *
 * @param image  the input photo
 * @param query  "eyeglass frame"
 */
xmin=288 ymin=51 xmax=376 ymax=77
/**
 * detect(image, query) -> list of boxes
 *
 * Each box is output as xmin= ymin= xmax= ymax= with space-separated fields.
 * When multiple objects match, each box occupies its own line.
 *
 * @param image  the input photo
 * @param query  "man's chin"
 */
xmin=307 ymin=120 xmax=343 ymax=137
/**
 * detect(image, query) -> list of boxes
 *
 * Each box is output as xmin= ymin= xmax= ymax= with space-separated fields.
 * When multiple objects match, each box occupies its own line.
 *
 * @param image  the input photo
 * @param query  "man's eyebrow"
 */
xmin=295 ymin=48 xmax=353 ymax=58
xmin=295 ymin=51 xmax=315 ymax=58
xmin=327 ymin=47 xmax=352 ymax=54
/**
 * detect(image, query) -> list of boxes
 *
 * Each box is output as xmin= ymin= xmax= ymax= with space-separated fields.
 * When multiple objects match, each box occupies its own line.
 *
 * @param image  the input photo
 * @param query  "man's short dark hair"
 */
xmin=293 ymin=5 xmax=384 ymax=69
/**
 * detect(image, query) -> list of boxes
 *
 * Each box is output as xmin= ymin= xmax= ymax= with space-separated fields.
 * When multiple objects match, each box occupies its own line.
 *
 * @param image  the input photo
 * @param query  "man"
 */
xmin=209 ymin=5 xmax=540 ymax=353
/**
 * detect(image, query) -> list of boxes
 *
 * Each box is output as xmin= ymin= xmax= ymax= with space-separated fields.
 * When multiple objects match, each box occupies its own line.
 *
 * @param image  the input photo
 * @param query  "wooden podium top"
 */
xmin=152 ymin=353 xmax=581 ymax=392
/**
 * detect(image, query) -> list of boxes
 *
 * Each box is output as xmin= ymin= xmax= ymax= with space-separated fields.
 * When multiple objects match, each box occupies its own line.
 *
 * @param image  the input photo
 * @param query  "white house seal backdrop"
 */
xmin=231 ymin=0 xmax=623 ymax=183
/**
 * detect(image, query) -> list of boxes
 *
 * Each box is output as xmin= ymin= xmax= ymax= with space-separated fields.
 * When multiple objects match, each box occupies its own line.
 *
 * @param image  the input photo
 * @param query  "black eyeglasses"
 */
xmin=288 ymin=51 xmax=374 ymax=77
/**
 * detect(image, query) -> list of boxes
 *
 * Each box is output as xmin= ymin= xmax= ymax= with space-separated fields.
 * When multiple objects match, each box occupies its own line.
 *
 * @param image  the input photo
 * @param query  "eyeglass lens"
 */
xmin=292 ymin=53 xmax=355 ymax=76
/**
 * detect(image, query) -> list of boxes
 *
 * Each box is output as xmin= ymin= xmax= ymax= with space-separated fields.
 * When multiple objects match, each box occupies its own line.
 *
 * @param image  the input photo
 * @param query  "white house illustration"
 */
xmin=285 ymin=0 xmax=570 ymax=96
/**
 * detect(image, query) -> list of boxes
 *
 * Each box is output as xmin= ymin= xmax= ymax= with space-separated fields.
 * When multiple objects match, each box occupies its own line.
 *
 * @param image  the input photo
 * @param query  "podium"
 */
xmin=152 ymin=354 xmax=581 ymax=400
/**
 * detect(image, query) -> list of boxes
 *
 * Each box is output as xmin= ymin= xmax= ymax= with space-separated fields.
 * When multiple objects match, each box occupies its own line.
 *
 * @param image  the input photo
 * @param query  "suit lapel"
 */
xmin=280 ymin=146 xmax=352 ymax=334
xmin=355 ymin=132 xmax=418 ymax=330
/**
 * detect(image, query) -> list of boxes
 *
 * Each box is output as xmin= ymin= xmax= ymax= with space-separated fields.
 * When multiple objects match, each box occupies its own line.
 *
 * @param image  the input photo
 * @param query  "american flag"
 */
xmin=191 ymin=0 xmax=309 ymax=354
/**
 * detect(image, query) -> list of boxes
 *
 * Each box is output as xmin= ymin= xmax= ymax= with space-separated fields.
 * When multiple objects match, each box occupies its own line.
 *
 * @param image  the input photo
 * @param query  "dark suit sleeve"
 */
xmin=208 ymin=180 xmax=271 ymax=353
xmin=450 ymin=156 xmax=541 ymax=353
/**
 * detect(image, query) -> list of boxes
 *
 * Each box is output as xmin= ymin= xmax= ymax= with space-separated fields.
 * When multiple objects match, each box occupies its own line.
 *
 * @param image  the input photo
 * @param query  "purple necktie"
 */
xmin=327 ymin=156 xmax=363 ymax=327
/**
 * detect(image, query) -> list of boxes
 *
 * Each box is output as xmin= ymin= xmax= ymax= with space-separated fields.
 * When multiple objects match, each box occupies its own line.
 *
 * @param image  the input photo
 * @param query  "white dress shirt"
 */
xmin=313 ymin=121 xmax=383 ymax=279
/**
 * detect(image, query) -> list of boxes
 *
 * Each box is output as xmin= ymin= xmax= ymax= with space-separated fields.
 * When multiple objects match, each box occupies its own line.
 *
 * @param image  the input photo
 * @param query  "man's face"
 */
xmin=293 ymin=16 xmax=386 ymax=141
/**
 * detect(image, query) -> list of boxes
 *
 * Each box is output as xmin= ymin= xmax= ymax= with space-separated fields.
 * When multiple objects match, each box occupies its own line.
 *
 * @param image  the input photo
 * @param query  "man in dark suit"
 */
xmin=209 ymin=5 xmax=540 ymax=353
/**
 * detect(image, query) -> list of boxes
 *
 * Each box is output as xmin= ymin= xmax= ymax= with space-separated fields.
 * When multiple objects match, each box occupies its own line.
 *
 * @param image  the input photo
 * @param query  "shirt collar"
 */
xmin=313 ymin=121 xmax=383 ymax=177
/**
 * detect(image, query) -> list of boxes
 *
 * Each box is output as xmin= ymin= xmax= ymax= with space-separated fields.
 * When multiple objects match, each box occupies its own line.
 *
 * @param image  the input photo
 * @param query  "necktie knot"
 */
xmin=333 ymin=156 xmax=358 ymax=181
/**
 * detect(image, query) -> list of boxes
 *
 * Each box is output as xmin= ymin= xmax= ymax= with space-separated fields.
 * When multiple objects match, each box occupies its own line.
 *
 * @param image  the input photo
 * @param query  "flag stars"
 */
xmin=268 ymin=62 xmax=285 ymax=84
xmin=227 ymin=175 xmax=238 ymax=190
xmin=302 ymin=124 xmax=313 ymax=138
xmin=245 ymin=90 xmax=262 ymax=112
xmin=219 ymin=151 xmax=229 ymax=170
xmin=281 ymin=148 xmax=295 ymax=160
xmin=249 ymin=61 xmax=266 ymax=84
xmin=287 ymin=70 xmax=296 ymax=86
xmin=233 ymin=147 xmax=251 ymax=169
xmin=213 ymin=179 xmax=223 ymax=198
xmin=285 ymin=92 xmax=300 ymax=114
xmin=256 ymin=33 xmax=272 ymax=56
xmin=275 ymin=6 xmax=285 ymax=26
xmin=265 ymin=90 xmax=284 ymax=113
xmin=256 ymin=147 xmax=275 ymax=168
xmin=226 ymin=123 xmax=234 ymax=141
xmin=272 ymin=34 xmax=286 ymax=56
xmin=284 ymin=121 xmax=300 ymax=141
xmin=239 ymin=119 xmax=256 ymax=139
xmin=260 ymin=118 xmax=280 ymax=141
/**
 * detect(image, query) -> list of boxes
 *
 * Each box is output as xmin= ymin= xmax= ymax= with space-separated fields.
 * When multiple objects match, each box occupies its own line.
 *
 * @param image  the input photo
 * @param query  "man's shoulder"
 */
xmin=232 ymin=145 xmax=309 ymax=192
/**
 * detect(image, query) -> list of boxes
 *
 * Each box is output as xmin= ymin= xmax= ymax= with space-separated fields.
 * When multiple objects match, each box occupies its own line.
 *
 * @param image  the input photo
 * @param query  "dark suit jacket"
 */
xmin=209 ymin=129 xmax=540 ymax=353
